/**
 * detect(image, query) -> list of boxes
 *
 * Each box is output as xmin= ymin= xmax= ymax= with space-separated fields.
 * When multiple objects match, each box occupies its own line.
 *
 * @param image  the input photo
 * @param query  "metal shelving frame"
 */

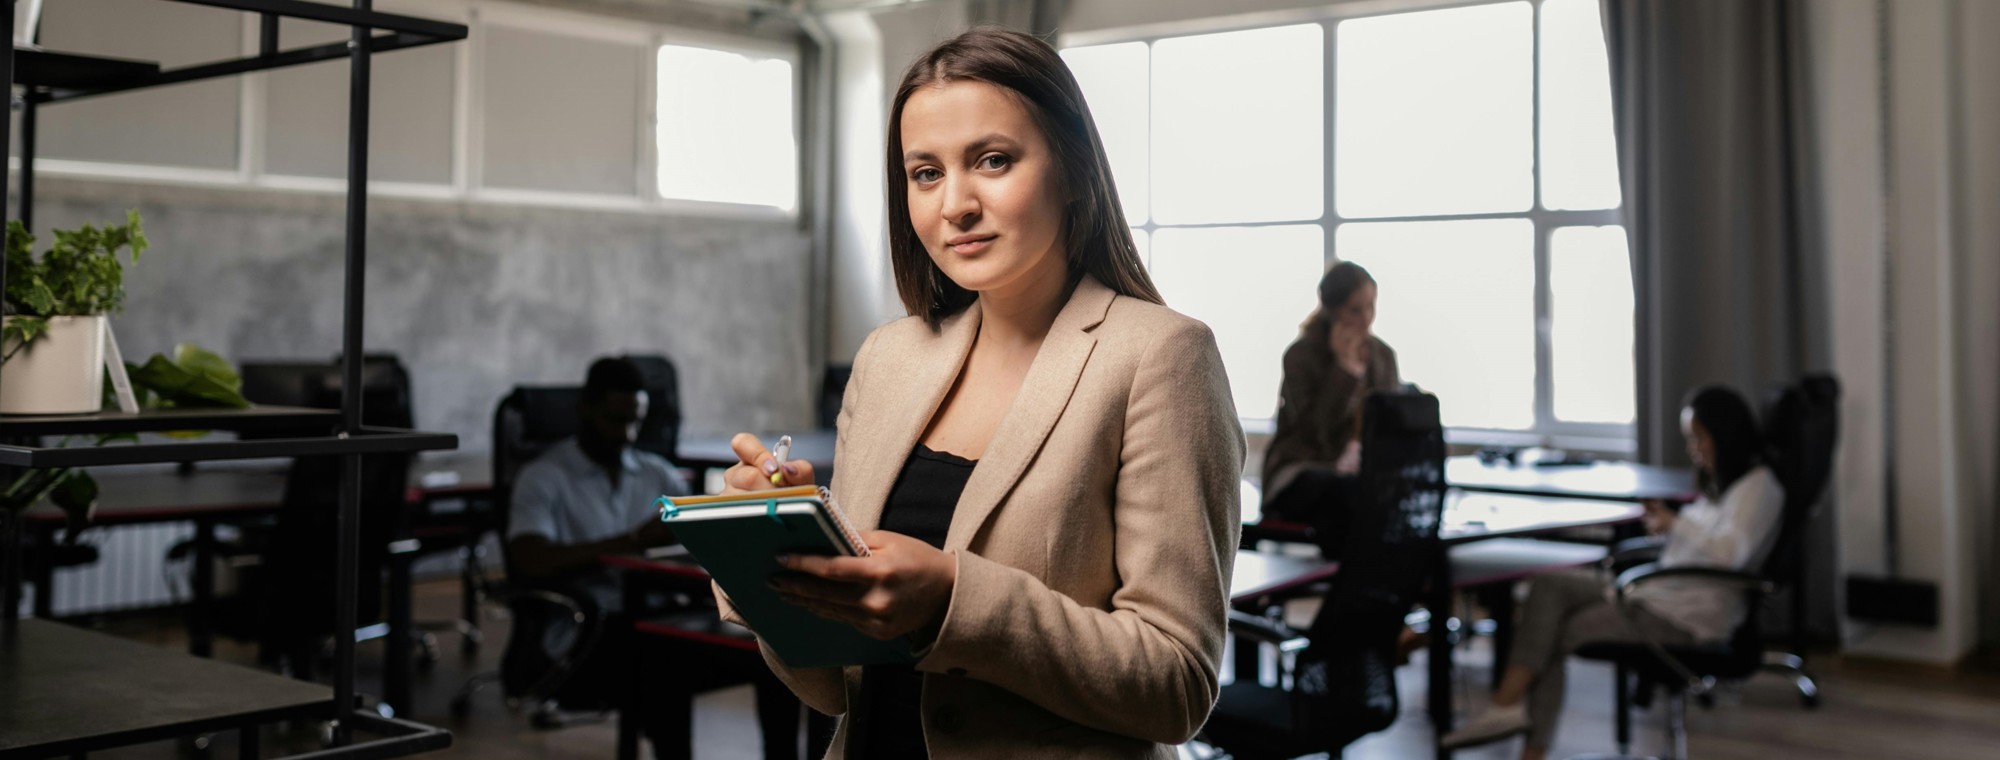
xmin=0 ymin=1 xmax=468 ymax=757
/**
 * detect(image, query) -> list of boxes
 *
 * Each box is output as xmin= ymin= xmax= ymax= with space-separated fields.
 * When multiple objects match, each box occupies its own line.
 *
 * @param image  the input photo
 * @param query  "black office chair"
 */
xmin=1201 ymin=392 xmax=1446 ymax=759
xmin=256 ymin=355 xmax=416 ymax=679
xmin=1570 ymin=376 xmax=1839 ymax=760
xmin=1753 ymin=374 xmax=1838 ymax=707
xmin=451 ymin=385 xmax=606 ymax=724
xmin=625 ymin=354 xmax=685 ymax=465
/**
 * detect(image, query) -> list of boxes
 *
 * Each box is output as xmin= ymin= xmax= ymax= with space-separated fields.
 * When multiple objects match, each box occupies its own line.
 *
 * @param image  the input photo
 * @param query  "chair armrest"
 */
xmin=506 ymin=588 xmax=590 ymax=624
xmin=1608 ymin=536 xmax=1664 ymax=565
xmin=1227 ymin=609 xmax=1310 ymax=654
xmin=1614 ymin=563 xmax=1773 ymax=600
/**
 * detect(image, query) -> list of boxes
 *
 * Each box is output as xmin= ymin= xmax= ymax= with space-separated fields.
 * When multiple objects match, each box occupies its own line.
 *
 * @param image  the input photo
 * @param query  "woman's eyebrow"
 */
xmin=902 ymin=134 xmax=1023 ymax=164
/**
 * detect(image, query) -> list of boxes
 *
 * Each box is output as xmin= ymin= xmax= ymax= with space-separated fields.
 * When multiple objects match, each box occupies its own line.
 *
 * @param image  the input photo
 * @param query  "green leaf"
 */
xmin=174 ymin=342 xmax=242 ymax=391
xmin=130 ymin=353 xmax=250 ymax=409
xmin=51 ymin=470 xmax=98 ymax=512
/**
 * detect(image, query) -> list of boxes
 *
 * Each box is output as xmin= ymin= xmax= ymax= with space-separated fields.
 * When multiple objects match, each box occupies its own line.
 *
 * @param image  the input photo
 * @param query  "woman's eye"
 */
xmin=912 ymin=167 xmax=941 ymax=183
xmin=979 ymin=154 xmax=1011 ymax=171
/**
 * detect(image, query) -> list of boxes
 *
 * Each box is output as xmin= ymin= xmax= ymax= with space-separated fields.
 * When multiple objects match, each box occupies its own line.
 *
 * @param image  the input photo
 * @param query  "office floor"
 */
xmin=64 ymin=579 xmax=2000 ymax=760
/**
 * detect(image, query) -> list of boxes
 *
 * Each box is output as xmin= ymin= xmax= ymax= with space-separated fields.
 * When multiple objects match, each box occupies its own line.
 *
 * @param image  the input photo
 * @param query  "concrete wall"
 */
xmin=26 ymin=177 xmax=814 ymax=455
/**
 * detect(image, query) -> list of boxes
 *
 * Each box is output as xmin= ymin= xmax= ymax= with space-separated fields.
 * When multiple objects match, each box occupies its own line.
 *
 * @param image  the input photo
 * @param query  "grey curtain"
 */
xmin=1601 ymin=0 xmax=1835 ymax=637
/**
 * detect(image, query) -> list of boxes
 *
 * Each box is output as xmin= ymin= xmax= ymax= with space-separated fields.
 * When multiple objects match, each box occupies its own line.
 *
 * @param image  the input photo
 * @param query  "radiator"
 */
xmin=37 ymin=521 xmax=196 ymax=617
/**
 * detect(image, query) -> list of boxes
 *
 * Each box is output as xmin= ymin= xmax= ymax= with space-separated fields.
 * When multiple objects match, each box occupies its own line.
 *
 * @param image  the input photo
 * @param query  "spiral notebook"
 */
xmin=655 ymin=485 xmax=916 ymax=668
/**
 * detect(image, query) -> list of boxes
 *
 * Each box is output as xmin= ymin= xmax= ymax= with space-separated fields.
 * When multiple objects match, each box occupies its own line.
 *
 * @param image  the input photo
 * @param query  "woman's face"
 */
xmin=900 ymin=80 xmax=1069 ymax=301
xmin=1336 ymin=283 xmax=1378 ymax=333
xmin=1680 ymin=407 xmax=1715 ymax=473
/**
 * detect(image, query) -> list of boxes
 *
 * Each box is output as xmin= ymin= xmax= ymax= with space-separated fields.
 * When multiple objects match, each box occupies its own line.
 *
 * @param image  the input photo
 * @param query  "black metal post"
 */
xmin=20 ymin=96 xmax=35 ymax=232
xmin=239 ymin=725 xmax=261 ymax=760
xmin=4 ymin=0 xmax=17 ymax=422
xmin=1428 ymin=548 xmax=1454 ymax=760
xmin=190 ymin=517 xmax=216 ymax=657
xmin=383 ymin=539 xmax=414 ymax=716
xmin=260 ymin=13 xmax=280 ymax=56
xmin=332 ymin=0 xmax=374 ymax=744
xmin=2 ymin=512 xmax=21 ymax=627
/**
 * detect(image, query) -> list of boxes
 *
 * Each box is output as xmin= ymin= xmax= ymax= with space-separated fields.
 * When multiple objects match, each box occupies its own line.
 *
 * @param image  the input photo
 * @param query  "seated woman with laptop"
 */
xmin=1442 ymin=385 xmax=1786 ymax=758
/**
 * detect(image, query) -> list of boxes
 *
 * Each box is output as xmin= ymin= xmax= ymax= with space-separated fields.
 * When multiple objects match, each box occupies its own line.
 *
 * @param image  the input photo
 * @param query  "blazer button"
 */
xmin=932 ymin=705 xmax=962 ymax=734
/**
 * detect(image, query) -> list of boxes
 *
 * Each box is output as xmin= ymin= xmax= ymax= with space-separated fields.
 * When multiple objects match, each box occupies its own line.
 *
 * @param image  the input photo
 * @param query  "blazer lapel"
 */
xmin=841 ymin=303 xmax=981 ymax=532
xmin=945 ymin=277 xmax=1117 ymax=551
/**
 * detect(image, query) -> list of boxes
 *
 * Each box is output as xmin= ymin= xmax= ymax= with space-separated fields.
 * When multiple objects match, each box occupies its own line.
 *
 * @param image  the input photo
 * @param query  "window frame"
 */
xmin=1062 ymin=0 xmax=1634 ymax=453
xmin=17 ymin=0 xmax=804 ymax=221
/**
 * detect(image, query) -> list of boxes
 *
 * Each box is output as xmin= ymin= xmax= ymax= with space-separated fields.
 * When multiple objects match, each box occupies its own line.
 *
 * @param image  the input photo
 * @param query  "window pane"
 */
xmin=1152 ymin=25 xmax=1323 ymax=224
xmin=1062 ymin=42 xmax=1151 ymax=224
xmin=657 ymin=45 xmax=797 ymax=209
xmin=1336 ymin=220 xmax=1535 ymax=429
xmin=484 ymin=27 xmax=642 ymax=195
xmin=1151 ymin=226 xmax=1326 ymax=418
xmin=1541 ymin=0 xmax=1624 ymax=210
xmin=1550 ymin=226 xmax=1635 ymax=423
xmin=1336 ymin=3 xmax=1533 ymax=217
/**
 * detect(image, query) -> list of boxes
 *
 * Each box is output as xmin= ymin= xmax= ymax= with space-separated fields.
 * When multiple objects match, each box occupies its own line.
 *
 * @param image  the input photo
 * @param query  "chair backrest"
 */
xmin=1757 ymin=374 xmax=1840 ymax=584
xmin=262 ymin=355 xmax=417 ymax=646
xmin=819 ymin=364 xmax=853 ymax=431
xmin=239 ymin=361 xmax=329 ymax=408
xmin=1295 ymin=391 xmax=1446 ymax=749
xmin=622 ymin=354 xmax=682 ymax=464
xmin=491 ymin=386 xmax=584 ymax=542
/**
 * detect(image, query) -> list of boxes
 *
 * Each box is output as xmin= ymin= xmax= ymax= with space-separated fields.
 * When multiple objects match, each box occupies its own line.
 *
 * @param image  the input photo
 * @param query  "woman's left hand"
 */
xmin=1641 ymin=499 xmax=1677 ymax=535
xmin=769 ymin=530 xmax=958 ymax=642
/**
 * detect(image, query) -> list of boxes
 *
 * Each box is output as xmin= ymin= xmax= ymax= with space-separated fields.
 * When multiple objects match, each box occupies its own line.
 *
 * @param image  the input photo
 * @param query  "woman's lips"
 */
xmin=946 ymin=234 xmax=996 ymax=254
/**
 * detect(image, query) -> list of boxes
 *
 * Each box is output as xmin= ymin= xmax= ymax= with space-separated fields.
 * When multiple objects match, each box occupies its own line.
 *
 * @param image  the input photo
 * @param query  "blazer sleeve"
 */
xmin=712 ymin=328 xmax=885 ymax=716
xmin=915 ymin=319 xmax=1245 ymax=745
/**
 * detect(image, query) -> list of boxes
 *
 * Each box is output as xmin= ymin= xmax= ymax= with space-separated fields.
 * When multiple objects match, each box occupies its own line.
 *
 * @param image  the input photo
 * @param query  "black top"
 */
xmin=854 ymin=444 xmax=976 ymax=759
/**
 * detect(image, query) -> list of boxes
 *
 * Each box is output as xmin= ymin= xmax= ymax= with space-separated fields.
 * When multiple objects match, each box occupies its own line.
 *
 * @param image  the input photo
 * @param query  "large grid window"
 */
xmin=1063 ymin=0 xmax=1631 ymax=447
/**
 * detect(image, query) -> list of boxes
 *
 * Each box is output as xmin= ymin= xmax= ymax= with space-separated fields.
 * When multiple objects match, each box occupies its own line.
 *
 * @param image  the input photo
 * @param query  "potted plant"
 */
xmin=1 ymin=210 xmax=149 ymax=414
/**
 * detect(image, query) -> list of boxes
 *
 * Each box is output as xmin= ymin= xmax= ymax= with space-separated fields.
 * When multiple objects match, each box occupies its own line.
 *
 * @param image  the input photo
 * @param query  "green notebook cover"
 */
xmin=658 ymin=486 xmax=917 ymax=668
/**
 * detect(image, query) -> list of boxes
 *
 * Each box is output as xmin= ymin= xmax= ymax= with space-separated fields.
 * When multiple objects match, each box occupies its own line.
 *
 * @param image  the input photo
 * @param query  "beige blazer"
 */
xmin=718 ymin=275 xmax=1244 ymax=758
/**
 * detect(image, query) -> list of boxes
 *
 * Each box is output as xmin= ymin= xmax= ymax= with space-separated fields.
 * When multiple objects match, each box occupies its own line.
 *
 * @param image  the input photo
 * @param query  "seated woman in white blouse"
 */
xmin=1442 ymin=385 xmax=1785 ymax=759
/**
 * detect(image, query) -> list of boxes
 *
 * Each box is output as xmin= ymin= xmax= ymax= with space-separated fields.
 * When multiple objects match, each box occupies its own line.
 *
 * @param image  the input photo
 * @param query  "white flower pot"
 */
xmin=1 ymin=315 xmax=107 ymax=415
xmin=14 ymin=0 xmax=43 ymax=48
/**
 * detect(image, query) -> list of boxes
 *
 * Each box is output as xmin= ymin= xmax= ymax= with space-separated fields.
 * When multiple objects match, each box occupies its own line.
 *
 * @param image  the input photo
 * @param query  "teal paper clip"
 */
xmin=766 ymin=498 xmax=784 ymax=525
xmin=656 ymin=495 xmax=679 ymax=521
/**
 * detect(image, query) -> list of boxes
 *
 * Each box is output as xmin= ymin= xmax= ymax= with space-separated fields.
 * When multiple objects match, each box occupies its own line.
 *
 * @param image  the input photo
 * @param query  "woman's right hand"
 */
xmin=721 ymin=433 xmax=818 ymax=496
xmin=1329 ymin=321 xmax=1369 ymax=375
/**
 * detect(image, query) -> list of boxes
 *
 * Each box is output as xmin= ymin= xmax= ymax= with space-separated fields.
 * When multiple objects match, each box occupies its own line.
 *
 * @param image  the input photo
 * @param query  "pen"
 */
xmin=769 ymin=434 xmax=793 ymax=486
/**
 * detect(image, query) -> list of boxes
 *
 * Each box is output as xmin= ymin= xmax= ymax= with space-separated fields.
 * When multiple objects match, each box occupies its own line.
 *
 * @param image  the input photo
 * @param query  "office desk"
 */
xmin=674 ymin=430 xmax=837 ymax=485
xmin=0 ymin=618 xmax=334 ymax=759
xmin=1446 ymin=456 xmax=1696 ymax=503
xmin=1425 ymin=494 xmax=1643 ymax=759
xmin=17 ymin=458 xmax=492 ymax=716
xmin=1239 ymin=478 xmax=1641 ymax=757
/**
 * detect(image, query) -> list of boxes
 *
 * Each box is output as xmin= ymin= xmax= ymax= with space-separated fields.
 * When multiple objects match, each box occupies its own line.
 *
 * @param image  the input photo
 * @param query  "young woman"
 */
xmin=1260 ymin=261 xmax=1399 ymax=558
xmin=1441 ymin=385 xmax=1785 ymax=758
xmin=712 ymin=27 xmax=1244 ymax=759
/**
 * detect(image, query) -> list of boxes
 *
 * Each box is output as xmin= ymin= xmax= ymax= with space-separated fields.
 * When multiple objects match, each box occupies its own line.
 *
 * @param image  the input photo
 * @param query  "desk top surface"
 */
xmin=23 ymin=455 xmax=493 ymax=524
xmin=1445 ymin=456 xmax=1695 ymax=502
xmin=0 ymin=619 xmax=332 ymax=755
xmin=674 ymin=430 xmax=837 ymax=469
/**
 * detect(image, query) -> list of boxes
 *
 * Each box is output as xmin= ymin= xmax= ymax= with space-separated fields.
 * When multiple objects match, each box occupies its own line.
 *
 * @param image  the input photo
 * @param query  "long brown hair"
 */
xmin=886 ymin=27 xmax=1162 ymax=326
xmin=1301 ymin=260 xmax=1377 ymax=333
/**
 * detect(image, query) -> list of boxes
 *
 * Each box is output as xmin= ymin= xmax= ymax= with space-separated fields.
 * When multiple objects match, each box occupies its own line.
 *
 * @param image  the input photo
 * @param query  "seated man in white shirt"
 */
xmin=1441 ymin=385 xmax=1785 ymax=759
xmin=509 ymin=356 xmax=686 ymax=611
xmin=506 ymin=357 xmax=799 ymax=760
